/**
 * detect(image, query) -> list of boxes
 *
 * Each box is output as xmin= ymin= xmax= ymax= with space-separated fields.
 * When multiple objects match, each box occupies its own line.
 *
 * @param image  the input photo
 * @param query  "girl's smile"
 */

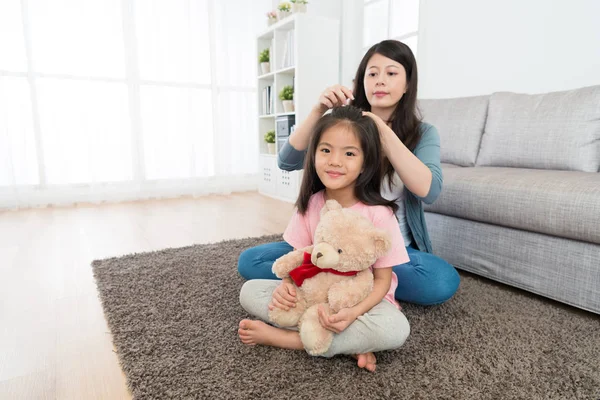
xmin=315 ymin=123 xmax=364 ymax=196
xmin=325 ymin=170 xmax=345 ymax=178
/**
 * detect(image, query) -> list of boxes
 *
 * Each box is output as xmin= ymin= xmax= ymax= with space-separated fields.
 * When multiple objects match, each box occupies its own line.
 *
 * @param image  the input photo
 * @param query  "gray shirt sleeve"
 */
xmin=277 ymin=137 xmax=306 ymax=171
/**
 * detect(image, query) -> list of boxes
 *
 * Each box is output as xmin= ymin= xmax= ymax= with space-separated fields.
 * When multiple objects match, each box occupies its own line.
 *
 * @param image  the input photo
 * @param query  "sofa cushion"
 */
xmin=418 ymin=95 xmax=489 ymax=167
xmin=424 ymin=166 xmax=600 ymax=245
xmin=476 ymin=85 xmax=600 ymax=172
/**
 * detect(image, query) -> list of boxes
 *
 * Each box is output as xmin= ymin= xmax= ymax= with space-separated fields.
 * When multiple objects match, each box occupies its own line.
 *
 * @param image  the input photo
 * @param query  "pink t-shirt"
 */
xmin=283 ymin=191 xmax=410 ymax=309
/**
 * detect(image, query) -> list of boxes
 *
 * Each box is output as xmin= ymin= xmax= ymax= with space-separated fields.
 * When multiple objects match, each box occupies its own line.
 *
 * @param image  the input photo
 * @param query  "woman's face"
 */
xmin=363 ymin=53 xmax=407 ymax=111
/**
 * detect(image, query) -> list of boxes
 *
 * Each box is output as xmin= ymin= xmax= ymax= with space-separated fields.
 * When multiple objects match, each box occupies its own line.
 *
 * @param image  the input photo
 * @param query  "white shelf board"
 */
xmin=276 ymin=66 xmax=296 ymax=74
xmin=258 ymin=71 xmax=275 ymax=80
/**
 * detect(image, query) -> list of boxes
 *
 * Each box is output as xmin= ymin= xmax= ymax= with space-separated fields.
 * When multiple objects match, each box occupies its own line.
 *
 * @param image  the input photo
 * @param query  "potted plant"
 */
xmin=277 ymin=2 xmax=292 ymax=20
xmin=264 ymin=130 xmax=276 ymax=154
xmin=259 ymin=48 xmax=270 ymax=74
xmin=266 ymin=10 xmax=277 ymax=26
xmin=291 ymin=0 xmax=308 ymax=13
xmin=279 ymin=85 xmax=294 ymax=113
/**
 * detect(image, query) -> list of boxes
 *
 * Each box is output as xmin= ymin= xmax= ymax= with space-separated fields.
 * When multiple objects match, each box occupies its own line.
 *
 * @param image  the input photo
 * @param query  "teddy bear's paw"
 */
xmin=300 ymin=305 xmax=334 ymax=355
xmin=328 ymin=289 xmax=353 ymax=313
xmin=302 ymin=328 xmax=334 ymax=356
xmin=268 ymin=308 xmax=301 ymax=327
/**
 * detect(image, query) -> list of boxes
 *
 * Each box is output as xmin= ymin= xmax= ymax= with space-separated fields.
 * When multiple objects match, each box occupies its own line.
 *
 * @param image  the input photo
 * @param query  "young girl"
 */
xmin=238 ymin=106 xmax=410 ymax=372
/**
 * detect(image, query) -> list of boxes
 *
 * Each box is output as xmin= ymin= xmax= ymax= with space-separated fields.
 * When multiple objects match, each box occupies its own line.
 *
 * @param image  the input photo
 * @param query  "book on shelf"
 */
xmin=262 ymin=85 xmax=274 ymax=115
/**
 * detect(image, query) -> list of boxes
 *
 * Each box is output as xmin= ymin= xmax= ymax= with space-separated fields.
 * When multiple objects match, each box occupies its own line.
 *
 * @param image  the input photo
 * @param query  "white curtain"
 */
xmin=0 ymin=0 xmax=270 ymax=209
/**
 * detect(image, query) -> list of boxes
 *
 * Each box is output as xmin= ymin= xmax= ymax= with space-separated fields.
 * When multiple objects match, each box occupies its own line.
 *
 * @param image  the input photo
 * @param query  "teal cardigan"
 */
xmin=277 ymin=122 xmax=442 ymax=254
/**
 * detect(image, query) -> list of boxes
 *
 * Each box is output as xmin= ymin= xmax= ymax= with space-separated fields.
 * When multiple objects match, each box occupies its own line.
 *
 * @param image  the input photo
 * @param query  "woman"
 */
xmin=238 ymin=39 xmax=459 ymax=307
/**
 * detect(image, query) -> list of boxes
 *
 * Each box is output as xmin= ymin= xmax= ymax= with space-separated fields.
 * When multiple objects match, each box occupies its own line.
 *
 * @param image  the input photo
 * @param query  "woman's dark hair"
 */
xmin=351 ymin=40 xmax=422 ymax=186
xmin=295 ymin=105 xmax=398 ymax=215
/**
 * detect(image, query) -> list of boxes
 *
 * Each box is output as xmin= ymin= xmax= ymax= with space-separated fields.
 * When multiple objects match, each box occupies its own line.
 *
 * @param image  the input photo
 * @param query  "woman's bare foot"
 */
xmin=353 ymin=352 xmax=377 ymax=372
xmin=238 ymin=319 xmax=304 ymax=350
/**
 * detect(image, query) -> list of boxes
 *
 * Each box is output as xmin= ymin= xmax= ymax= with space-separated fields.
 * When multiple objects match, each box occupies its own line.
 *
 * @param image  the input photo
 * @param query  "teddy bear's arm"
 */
xmin=328 ymin=270 xmax=374 ymax=313
xmin=271 ymin=245 xmax=314 ymax=278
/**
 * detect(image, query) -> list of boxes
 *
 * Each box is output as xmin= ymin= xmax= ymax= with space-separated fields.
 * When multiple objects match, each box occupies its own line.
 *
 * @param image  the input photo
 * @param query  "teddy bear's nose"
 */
xmin=316 ymin=252 xmax=323 ymax=259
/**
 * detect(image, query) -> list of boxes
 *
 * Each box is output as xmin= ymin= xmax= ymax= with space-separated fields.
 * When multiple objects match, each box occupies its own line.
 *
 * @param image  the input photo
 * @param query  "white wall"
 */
xmin=418 ymin=0 xmax=600 ymax=98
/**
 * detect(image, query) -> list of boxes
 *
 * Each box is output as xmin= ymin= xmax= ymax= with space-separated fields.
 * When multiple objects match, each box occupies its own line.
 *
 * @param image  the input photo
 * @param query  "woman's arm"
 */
xmin=277 ymin=106 xmax=322 ymax=171
xmin=287 ymin=106 xmax=324 ymax=152
xmin=363 ymin=112 xmax=442 ymax=203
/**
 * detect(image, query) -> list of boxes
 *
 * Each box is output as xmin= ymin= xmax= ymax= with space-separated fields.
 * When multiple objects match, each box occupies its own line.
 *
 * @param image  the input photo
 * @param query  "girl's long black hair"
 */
xmin=295 ymin=105 xmax=398 ymax=215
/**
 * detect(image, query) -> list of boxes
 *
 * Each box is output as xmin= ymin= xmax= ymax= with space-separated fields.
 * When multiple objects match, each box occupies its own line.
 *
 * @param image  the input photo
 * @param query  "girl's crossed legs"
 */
xmin=238 ymin=279 xmax=410 ymax=371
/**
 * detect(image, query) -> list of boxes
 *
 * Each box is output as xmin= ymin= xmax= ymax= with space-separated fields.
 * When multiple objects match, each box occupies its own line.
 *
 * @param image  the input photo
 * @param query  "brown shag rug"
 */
xmin=92 ymin=234 xmax=600 ymax=400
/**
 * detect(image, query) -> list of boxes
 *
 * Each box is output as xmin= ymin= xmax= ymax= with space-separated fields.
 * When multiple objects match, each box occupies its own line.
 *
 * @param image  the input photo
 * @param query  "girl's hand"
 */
xmin=315 ymin=85 xmax=355 ymax=114
xmin=317 ymin=305 xmax=358 ymax=334
xmin=268 ymin=280 xmax=297 ymax=311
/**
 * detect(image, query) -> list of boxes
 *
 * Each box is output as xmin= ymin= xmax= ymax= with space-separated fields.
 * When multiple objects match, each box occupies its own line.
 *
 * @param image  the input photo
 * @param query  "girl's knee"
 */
xmin=238 ymin=280 xmax=255 ymax=312
xmin=388 ymin=311 xmax=410 ymax=349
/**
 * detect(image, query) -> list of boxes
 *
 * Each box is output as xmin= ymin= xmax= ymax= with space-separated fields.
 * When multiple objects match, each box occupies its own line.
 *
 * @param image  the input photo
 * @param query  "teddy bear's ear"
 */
xmin=320 ymin=199 xmax=343 ymax=217
xmin=372 ymin=228 xmax=392 ymax=258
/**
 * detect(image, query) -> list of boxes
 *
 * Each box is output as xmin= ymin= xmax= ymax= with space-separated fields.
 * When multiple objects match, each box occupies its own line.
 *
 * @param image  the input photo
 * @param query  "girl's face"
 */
xmin=315 ymin=124 xmax=364 ymax=193
xmin=363 ymin=53 xmax=407 ymax=111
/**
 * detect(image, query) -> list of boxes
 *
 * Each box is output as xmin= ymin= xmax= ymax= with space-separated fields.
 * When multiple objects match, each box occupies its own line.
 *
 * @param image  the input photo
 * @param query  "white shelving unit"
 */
xmin=256 ymin=13 xmax=340 ymax=203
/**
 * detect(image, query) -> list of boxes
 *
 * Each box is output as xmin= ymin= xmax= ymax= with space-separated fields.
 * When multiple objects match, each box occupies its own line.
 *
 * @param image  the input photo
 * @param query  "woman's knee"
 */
xmin=429 ymin=262 xmax=460 ymax=305
xmin=237 ymin=242 xmax=291 ymax=280
xmin=237 ymin=247 xmax=256 ymax=279
xmin=408 ymin=254 xmax=461 ymax=306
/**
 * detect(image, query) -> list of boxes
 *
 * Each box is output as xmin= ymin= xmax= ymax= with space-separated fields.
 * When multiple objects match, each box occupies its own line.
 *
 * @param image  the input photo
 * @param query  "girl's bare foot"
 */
xmin=238 ymin=319 xmax=304 ymax=350
xmin=353 ymin=352 xmax=377 ymax=372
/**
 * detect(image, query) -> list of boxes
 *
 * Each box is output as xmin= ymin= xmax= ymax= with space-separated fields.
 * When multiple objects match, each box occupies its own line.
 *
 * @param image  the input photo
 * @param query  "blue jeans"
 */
xmin=237 ymin=241 xmax=460 ymax=306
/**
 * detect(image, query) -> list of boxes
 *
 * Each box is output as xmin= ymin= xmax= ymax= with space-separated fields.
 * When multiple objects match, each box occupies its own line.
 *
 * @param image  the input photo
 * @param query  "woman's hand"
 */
xmin=268 ymin=279 xmax=297 ymax=311
xmin=317 ymin=305 xmax=358 ymax=334
xmin=315 ymin=85 xmax=355 ymax=114
xmin=362 ymin=111 xmax=396 ymax=157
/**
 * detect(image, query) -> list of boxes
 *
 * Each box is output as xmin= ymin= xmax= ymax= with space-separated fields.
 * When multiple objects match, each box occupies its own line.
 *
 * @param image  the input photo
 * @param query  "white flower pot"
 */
xmin=277 ymin=10 xmax=291 ymax=20
xmin=260 ymin=62 xmax=270 ymax=74
xmin=282 ymin=100 xmax=294 ymax=113
xmin=292 ymin=4 xmax=307 ymax=13
xmin=268 ymin=18 xmax=277 ymax=26
xmin=267 ymin=143 xmax=276 ymax=154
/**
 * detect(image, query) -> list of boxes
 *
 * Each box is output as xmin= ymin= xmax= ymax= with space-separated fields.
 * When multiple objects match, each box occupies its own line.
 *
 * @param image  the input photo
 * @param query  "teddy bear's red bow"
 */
xmin=288 ymin=252 xmax=359 ymax=287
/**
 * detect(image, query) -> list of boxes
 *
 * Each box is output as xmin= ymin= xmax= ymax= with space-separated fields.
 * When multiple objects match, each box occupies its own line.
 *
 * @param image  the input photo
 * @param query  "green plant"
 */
xmin=291 ymin=0 xmax=309 ymax=4
xmin=264 ymin=130 xmax=276 ymax=143
xmin=279 ymin=85 xmax=294 ymax=101
xmin=258 ymin=48 xmax=269 ymax=63
xmin=278 ymin=2 xmax=292 ymax=12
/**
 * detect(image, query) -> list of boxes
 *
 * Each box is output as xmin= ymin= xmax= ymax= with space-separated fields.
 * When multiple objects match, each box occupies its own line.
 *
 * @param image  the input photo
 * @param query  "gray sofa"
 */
xmin=418 ymin=85 xmax=600 ymax=314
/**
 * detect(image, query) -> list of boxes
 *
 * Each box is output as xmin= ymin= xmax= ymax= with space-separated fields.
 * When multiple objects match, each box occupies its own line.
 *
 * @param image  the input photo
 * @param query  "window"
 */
xmin=363 ymin=0 xmax=420 ymax=58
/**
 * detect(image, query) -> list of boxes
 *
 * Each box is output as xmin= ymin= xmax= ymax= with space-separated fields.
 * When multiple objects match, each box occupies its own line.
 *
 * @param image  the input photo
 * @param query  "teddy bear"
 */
xmin=268 ymin=199 xmax=392 ymax=356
